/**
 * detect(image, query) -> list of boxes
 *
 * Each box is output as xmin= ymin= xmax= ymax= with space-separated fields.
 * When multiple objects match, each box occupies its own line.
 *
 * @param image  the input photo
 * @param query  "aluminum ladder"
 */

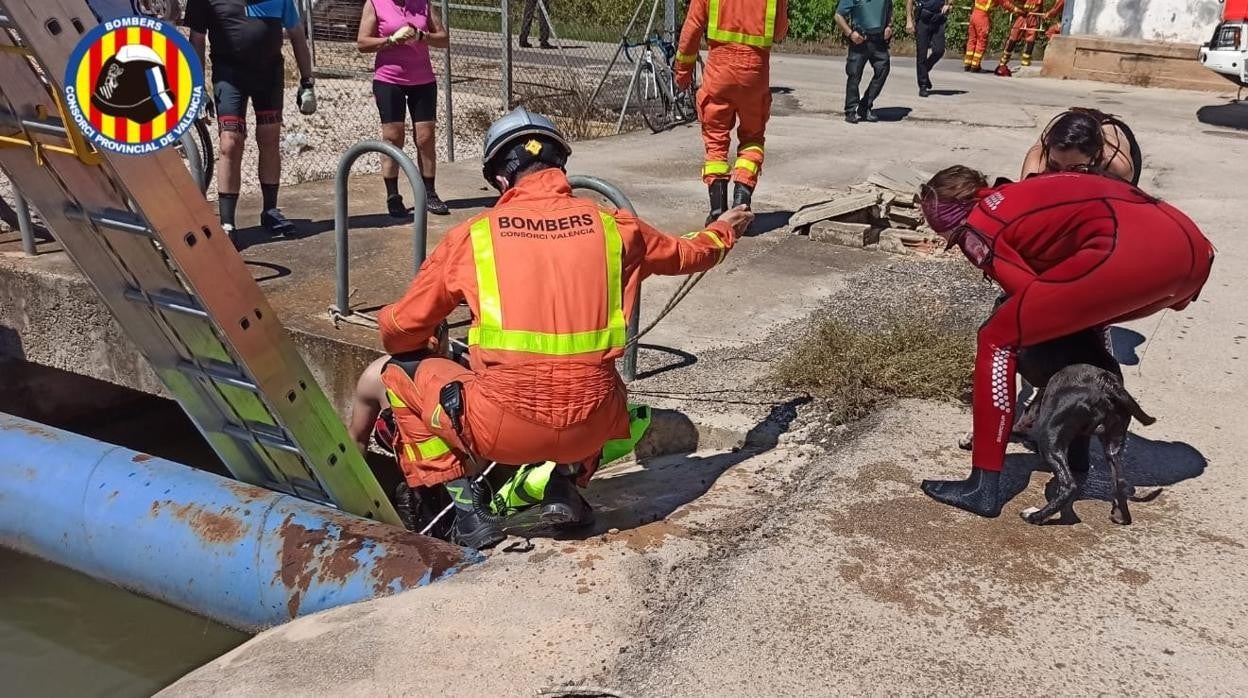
xmin=0 ymin=0 xmax=400 ymax=525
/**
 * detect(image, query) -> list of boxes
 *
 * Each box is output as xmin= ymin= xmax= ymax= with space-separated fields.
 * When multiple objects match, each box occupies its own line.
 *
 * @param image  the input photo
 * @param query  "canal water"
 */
xmin=1 ymin=363 xmax=249 ymax=695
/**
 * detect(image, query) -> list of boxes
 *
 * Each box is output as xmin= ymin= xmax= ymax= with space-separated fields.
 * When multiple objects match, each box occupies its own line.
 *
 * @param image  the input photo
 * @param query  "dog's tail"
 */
xmin=1107 ymin=379 xmax=1156 ymax=426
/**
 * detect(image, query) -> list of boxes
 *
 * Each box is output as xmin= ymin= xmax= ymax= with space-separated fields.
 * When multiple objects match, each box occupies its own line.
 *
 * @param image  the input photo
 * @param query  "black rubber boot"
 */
xmin=451 ymin=508 xmax=506 ymax=550
xmin=732 ymin=182 xmax=753 ymax=210
xmin=921 ymin=467 xmax=1004 ymax=518
xmin=539 ymin=468 xmax=594 ymax=528
xmin=705 ymin=178 xmax=728 ymax=226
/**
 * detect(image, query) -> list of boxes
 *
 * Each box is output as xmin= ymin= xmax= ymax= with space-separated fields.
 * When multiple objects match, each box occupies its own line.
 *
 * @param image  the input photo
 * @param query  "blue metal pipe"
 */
xmin=0 ymin=412 xmax=481 ymax=632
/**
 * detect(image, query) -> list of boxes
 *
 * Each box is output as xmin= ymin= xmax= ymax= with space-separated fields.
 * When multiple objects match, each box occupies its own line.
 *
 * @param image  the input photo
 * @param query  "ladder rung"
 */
xmin=124 ymin=287 xmax=209 ymax=318
xmin=177 ymin=360 xmax=259 ymax=392
xmin=22 ymin=118 xmax=67 ymax=138
xmin=223 ymin=423 xmax=301 ymax=454
xmin=67 ymin=205 xmax=153 ymax=237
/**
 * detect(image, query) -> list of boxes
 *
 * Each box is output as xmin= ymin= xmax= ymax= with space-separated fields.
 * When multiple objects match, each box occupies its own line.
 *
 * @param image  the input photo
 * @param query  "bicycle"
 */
xmin=624 ymin=32 xmax=703 ymax=134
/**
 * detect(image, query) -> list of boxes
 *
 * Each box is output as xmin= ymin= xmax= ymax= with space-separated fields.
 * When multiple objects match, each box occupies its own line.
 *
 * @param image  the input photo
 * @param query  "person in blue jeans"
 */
xmin=835 ymin=0 xmax=893 ymax=124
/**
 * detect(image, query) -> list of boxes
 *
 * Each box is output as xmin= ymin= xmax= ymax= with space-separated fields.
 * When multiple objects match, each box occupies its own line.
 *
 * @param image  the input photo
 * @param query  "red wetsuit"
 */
xmin=964 ymin=173 xmax=1215 ymax=472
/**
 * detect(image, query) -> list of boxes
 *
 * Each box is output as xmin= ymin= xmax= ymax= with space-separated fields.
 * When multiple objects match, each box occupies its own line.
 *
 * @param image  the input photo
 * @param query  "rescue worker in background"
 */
xmin=917 ymin=166 xmax=1214 ymax=517
xmin=906 ymin=0 xmax=951 ymax=97
xmin=1021 ymin=107 xmax=1140 ymax=184
xmin=366 ymin=108 xmax=752 ymax=549
xmin=997 ymin=0 xmax=1061 ymax=68
xmin=675 ymin=0 xmax=789 ymax=224
xmin=835 ymin=0 xmax=894 ymax=124
xmin=963 ymin=0 xmax=996 ymax=72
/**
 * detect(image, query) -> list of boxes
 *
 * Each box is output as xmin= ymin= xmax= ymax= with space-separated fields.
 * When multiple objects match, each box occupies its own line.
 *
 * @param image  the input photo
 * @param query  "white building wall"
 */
xmin=1069 ymin=0 xmax=1224 ymax=44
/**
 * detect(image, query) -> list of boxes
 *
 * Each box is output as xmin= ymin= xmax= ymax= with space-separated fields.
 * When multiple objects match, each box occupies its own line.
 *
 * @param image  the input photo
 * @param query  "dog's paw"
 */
xmin=1020 ymin=506 xmax=1045 ymax=524
xmin=957 ymin=432 xmax=973 ymax=451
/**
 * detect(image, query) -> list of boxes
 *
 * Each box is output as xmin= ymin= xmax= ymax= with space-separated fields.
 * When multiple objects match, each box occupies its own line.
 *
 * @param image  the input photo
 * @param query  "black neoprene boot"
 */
xmin=732 ymin=182 xmax=753 ymax=210
xmin=921 ymin=467 xmax=1004 ymax=518
xmin=540 ymin=467 xmax=594 ymax=528
xmin=705 ymin=178 xmax=728 ymax=226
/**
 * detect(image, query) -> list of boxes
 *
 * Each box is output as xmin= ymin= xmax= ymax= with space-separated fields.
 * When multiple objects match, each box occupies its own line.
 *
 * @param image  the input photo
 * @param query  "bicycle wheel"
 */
xmin=132 ymin=0 xmax=182 ymax=21
xmin=192 ymin=118 xmax=215 ymax=193
xmin=637 ymin=60 xmax=670 ymax=134
xmin=176 ymin=118 xmax=214 ymax=194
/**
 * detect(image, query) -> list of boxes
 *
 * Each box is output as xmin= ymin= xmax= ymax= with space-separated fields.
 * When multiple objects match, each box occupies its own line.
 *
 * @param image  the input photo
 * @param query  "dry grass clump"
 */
xmin=773 ymin=312 xmax=976 ymax=425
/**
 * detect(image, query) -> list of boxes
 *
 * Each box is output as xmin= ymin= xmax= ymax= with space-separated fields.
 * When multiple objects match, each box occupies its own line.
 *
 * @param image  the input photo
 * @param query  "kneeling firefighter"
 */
xmin=374 ymin=108 xmax=753 ymax=549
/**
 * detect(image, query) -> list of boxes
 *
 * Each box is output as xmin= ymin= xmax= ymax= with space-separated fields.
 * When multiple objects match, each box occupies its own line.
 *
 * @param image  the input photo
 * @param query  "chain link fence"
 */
xmin=272 ymin=0 xmax=678 ymax=187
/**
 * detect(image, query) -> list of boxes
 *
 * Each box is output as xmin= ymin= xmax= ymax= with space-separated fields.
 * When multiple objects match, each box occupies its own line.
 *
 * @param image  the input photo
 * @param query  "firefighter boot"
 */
xmin=705 ymin=178 xmax=729 ymax=226
xmin=445 ymin=477 xmax=505 ymax=550
xmin=732 ymin=182 xmax=754 ymax=211
xmin=921 ymin=467 xmax=1004 ymax=518
xmin=539 ymin=466 xmax=595 ymax=528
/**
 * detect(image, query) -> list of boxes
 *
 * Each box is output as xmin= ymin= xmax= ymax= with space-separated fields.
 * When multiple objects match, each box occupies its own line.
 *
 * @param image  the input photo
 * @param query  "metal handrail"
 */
xmin=330 ymin=140 xmax=428 ymax=327
xmin=568 ymin=174 xmax=641 ymax=382
xmin=13 ymin=188 xmax=36 ymax=256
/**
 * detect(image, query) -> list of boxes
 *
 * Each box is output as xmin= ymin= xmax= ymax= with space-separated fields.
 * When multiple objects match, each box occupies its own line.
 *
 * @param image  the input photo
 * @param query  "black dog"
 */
xmin=1021 ymin=364 xmax=1162 ymax=525
xmin=959 ymin=328 xmax=1121 ymax=464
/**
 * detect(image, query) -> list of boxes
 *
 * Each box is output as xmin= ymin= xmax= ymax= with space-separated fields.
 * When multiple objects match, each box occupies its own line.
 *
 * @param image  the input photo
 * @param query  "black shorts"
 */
xmin=213 ymin=59 xmax=284 ymax=131
xmin=373 ymin=80 xmax=438 ymax=124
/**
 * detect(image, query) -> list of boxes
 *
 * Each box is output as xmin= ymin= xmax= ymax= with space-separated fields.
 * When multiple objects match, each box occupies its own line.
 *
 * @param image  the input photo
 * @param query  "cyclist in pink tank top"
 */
xmin=358 ymin=0 xmax=451 ymax=216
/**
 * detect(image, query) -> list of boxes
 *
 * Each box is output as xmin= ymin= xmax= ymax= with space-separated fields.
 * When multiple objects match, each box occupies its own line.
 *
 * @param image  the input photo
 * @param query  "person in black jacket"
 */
xmin=906 ymin=0 xmax=951 ymax=97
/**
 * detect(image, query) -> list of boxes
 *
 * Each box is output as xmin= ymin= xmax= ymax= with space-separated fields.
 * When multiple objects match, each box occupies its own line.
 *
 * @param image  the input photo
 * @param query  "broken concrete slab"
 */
xmin=878 ymin=228 xmax=942 ymax=255
xmin=887 ymin=206 xmax=925 ymax=228
xmin=811 ymin=221 xmax=879 ymax=248
xmin=788 ymin=192 xmax=880 ymax=232
xmin=867 ymin=165 xmax=933 ymax=197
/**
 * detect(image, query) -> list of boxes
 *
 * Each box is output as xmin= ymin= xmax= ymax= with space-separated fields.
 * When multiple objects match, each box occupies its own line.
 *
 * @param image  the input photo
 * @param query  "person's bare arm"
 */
xmin=287 ymin=25 xmax=314 ymax=81
xmin=356 ymin=1 xmax=391 ymax=53
xmin=1102 ymin=123 xmax=1135 ymax=182
xmin=905 ymin=0 xmax=915 ymax=33
xmin=423 ymin=6 xmax=450 ymax=48
xmin=1021 ymin=141 xmax=1045 ymax=179
xmin=835 ymin=13 xmax=862 ymax=43
xmin=347 ymin=355 xmax=391 ymax=452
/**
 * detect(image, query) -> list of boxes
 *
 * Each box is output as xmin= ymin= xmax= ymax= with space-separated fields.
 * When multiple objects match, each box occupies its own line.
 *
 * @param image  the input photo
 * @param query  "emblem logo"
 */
xmin=63 ymin=16 xmax=205 ymax=155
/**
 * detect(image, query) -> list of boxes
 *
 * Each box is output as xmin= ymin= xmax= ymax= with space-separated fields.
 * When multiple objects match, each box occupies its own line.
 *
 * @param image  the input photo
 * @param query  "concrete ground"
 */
xmin=14 ymin=51 xmax=1248 ymax=695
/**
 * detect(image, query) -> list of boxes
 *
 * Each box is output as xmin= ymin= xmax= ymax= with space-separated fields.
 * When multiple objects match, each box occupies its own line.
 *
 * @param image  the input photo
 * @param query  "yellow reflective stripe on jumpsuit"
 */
xmin=707 ymin=0 xmax=778 ymax=47
xmin=467 ymin=214 xmax=628 ymax=355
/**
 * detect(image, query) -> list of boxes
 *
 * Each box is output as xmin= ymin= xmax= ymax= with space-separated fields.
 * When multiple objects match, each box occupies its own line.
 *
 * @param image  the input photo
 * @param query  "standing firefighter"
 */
xmin=676 ymin=0 xmax=789 ymax=223
xmin=963 ymin=0 xmax=996 ymax=72
xmin=997 ymin=0 xmax=1061 ymax=68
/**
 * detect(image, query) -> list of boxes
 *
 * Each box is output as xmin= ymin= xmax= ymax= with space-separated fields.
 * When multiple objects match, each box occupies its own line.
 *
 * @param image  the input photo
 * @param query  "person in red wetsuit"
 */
xmin=917 ymin=166 xmax=1215 ymax=517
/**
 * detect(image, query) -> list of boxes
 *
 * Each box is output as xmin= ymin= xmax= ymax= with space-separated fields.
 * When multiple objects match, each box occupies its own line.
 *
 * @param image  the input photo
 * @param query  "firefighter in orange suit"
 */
xmin=1044 ymin=0 xmax=1065 ymax=40
xmin=674 ymin=0 xmax=789 ymax=223
xmin=373 ymin=108 xmax=753 ymax=550
xmin=998 ymin=0 xmax=1060 ymax=67
xmin=963 ymin=0 xmax=995 ymax=72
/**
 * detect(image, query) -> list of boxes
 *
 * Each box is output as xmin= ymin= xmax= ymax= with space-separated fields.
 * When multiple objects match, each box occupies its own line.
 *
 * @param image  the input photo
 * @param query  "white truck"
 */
xmin=1199 ymin=0 xmax=1248 ymax=91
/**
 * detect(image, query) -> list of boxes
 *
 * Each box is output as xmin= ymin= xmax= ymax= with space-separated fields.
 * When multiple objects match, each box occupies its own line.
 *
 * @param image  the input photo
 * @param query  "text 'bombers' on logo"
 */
xmin=63 ymin=16 xmax=206 ymax=156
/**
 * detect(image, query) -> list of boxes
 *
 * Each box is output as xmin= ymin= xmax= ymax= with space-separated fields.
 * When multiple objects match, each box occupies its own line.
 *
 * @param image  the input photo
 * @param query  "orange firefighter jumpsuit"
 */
xmin=1000 ymin=0 xmax=1061 ymax=66
xmin=675 ymin=0 xmax=788 ymax=190
xmin=378 ymin=168 xmax=737 ymax=489
xmin=964 ymin=0 xmax=996 ymax=71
